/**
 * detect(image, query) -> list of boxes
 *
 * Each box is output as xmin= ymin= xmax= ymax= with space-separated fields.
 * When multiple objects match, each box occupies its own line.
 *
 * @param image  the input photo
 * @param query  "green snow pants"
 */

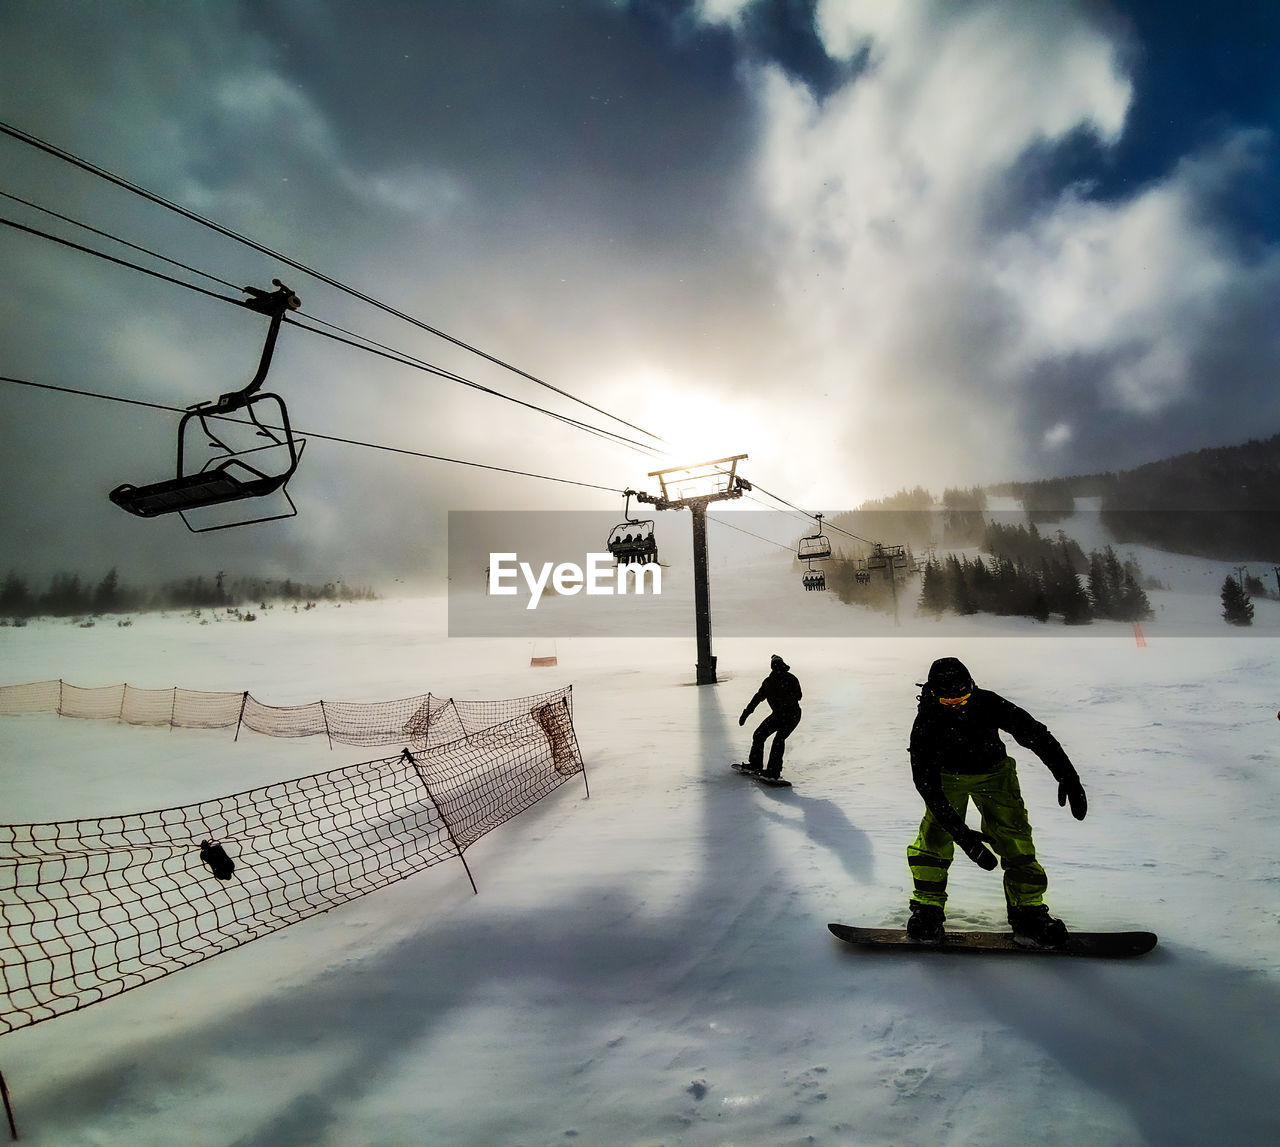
xmin=907 ymin=758 xmax=1049 ymax=912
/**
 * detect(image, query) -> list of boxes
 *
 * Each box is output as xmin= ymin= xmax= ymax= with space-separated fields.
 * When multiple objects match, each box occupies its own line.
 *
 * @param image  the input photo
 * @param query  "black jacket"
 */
xmin=909 ymin=684 xmax=1078 ymax=839
xmin=745 ymin=668 xmax=802 ymax=717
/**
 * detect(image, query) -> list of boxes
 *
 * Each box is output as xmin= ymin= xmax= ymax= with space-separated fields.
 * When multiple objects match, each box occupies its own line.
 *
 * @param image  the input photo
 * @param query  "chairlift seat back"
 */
xmin=107 ymin=280 xmax=304 ymax=532
xmin=798 ymin=535 xmax=832 ymax=561
xmin=110 ymin=391 xmax=303 ymax=530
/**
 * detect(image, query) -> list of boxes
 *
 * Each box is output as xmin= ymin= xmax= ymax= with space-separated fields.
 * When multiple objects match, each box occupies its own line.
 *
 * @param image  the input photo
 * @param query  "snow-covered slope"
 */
xmin=1 ymin=577 xmax=1279 ymax=1145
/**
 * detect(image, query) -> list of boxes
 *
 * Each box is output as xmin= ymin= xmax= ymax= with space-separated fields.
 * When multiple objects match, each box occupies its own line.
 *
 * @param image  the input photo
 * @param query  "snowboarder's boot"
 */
xmin=906 ymin=901 xmax=945 ymax=944
xmin=1008 ymin=905 xmax=1068 ymax=949
xmin=761 ymin=768 xmax=783 ymax=780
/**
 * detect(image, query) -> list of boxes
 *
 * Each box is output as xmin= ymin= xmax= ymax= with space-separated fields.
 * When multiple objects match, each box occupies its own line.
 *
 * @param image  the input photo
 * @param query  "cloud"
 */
xmin=694 ymin=0 xmax=1280 ymax=489
xmin=1043 ymin=421 xmax=1073 ymax=451
xmin=5 ymin=1 xmax=1279 ymax=588
xmin=694 ymin=0 xmax=755 ymax=26
xmin=207 ymin=66 xmax=469 ymax=221
xmin=717 ymin=2 xmax=1133 ymax=483
xmin=991 ymin=185 xmax=1218 ymax=414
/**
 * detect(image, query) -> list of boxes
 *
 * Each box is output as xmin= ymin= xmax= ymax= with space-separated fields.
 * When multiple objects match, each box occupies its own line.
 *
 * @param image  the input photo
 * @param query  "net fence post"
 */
xmin=564 ymin=691 xmax=589 ymax=799
xmin=233 ymin=691 xmax=249 ymax=742
xmin=0 ymin=1066 xmax=18 ymax=1141
xmin=401 ymin=747 xmax=478 ymax=895
xmin=320 ymin=699 xmax=333 ymax=750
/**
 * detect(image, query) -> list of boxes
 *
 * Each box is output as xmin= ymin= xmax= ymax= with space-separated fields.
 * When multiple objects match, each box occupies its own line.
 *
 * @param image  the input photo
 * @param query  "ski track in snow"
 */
xmin=2 ymin=531 xmax=1280 ymax=1146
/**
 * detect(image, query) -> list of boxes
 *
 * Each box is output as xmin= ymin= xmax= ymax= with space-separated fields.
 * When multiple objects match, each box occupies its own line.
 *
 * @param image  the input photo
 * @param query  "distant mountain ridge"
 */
xmin=991 ymin=432 xmax=1280 ymax=561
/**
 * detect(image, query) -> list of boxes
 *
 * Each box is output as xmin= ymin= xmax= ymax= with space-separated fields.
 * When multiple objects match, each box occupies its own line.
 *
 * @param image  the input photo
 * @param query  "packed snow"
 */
xmin=2 ymin=533 xmax=1280 ymax=1146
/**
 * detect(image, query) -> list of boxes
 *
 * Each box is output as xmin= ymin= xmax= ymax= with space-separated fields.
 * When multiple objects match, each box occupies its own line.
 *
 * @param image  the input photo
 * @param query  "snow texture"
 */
xmin=2 ymin=533 xmax=1279 ymax=1146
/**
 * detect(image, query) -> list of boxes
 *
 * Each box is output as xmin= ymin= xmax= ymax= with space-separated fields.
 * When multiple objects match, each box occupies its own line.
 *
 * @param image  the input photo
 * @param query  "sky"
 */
xmin=2 ymin=0 xmax=1279 ymax=588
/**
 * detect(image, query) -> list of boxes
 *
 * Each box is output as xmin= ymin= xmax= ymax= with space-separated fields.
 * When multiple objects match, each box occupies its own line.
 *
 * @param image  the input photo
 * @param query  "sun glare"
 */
xmin=631 ymin=374 xmax=765 ymax=472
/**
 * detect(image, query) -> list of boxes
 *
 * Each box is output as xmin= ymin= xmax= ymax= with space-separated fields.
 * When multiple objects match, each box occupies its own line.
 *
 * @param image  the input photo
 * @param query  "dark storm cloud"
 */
xmin=3 ymin=0 xmax=1280 ymax=595
xmin=0 ymin=0 xmax=769 ymax=588
xmin=694 ymin=0 xmax=1280 ymax=492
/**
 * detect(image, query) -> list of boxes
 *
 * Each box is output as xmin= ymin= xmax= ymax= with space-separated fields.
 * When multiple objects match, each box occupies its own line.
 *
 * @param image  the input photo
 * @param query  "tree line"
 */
xmin=918 ymin=523 xmax=1154 ymax=625
xmin=0 ymin=568 xmax=377 ymax=619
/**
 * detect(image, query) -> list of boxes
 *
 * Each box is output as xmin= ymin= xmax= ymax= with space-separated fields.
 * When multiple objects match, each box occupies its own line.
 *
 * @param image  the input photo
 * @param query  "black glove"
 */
xmin=738 ymin=710 xmax=749 ymax=727
xmin=1058 ymin=779 xmax=1087 ymax=821
xmin=955 ymin=828 xmax=998 ymax=871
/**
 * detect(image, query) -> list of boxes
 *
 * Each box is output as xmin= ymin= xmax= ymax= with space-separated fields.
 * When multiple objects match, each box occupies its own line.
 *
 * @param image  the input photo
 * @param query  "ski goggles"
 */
xmin=938 ymin=692 xmax=971 ymax=708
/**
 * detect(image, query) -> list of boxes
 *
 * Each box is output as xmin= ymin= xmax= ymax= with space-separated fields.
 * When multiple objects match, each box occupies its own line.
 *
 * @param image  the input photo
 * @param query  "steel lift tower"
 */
xmin=636 ymin=454 xmax=750 ymax=685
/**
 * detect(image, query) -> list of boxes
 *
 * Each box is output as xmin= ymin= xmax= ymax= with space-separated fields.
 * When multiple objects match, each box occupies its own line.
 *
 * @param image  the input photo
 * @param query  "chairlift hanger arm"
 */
xmin=198 ymin=281 xmax=301 ymax=414
xmin=621 ymin=488 xmax=642 ymax=523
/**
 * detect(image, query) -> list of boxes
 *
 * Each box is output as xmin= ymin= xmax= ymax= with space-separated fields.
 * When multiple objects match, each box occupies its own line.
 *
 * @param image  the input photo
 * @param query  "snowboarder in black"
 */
xmin=905 ymin=656 xmax=1087 ymax=948
xmin=739 ymin=654 xmax=802 ymax=779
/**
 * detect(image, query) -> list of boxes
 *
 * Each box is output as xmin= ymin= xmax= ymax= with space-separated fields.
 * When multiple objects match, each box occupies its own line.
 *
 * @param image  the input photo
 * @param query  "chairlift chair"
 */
xmin=797 ymin=513 xmax=832 ymax=562
xmin=607 ymin=490 xmax=658 ymax=565
xmin=108 ymin=281 xmax=305 ymax=533
xmin=802 ymin=568 xmax=827 ymax=592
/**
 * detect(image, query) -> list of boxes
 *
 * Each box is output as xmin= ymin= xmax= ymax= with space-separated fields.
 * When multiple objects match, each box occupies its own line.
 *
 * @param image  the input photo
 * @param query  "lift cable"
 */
xmin=743 ymin=478 xmax=881 ymax=547
xmin=0 ymin=215 xmax=241 ymax=308
xmin=0 ymin=375 xmax=621 ymax=494
xmin=0 ymin=118 xmax=663 ymax=444
xmin=0 ymin=188 xmax=242 ymax=293
xmin=0 ymin=213 xmax=661 ymax=456
xmin=707 ymin=513 xmax=796 ymax=553
xmin=282 ymin=313 xmax=664 ymax=457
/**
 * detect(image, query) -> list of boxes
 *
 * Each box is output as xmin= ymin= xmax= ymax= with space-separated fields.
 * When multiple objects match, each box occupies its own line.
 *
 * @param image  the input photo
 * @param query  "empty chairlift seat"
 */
xmin=108 ymin=281 xmax=305 ymax=533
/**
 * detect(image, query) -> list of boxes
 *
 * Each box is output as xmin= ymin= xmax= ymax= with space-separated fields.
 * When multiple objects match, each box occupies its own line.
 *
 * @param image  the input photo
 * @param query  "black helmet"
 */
xmin=926 ymin=656 xmax=973 ymax=699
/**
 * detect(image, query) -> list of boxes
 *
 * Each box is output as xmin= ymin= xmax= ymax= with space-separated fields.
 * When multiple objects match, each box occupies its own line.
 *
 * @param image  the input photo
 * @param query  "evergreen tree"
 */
xmin=968 ymin=556 xmax=995 ymax=612
xmin=0 ymin=571 xmax=33 ymax=617
xmin=1030 ymin=578 xmax=1051 ymax=624
xmin=1087 ymin=551 xmax=1112 ymax=619
xmin=918 ymin=560 xmax=948 ymax=615
xmin=1043 ymin=557 xmax=1091 ymax=624
xmin=946 ymin=554 xmax=975 ymax=614
xmin=41 ymin=572 xmax=88 ymax=616
xmin=1116 ymin=571 xmax=1153 ymax=622
xmin=1221 ymin=577 xmax=1254 ymax=626
xmin=93 ymin=567 xmax=121 ymax=613
xmin=1102 ymin=546 xmax=1125 ymax=599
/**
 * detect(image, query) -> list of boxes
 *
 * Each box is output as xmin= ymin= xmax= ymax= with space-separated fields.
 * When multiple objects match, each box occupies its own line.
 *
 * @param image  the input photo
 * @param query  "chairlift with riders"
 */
xmin=802 ymin=568 xmax=827 ymax=591
xmin=606 ymin=490 xmax=658 ymax=565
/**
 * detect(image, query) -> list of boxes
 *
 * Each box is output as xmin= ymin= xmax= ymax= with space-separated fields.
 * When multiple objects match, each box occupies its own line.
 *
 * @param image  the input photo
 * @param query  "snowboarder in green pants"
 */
xmin=905 ymin=657 xmax=1088 ymax=948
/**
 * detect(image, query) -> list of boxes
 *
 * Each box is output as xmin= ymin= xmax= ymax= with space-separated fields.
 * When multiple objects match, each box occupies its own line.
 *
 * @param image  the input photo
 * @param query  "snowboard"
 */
xmin=731 ymin=763 xmax=792 ymax=788
xmin=827 ymin=922 xmax=1157 ymax=959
